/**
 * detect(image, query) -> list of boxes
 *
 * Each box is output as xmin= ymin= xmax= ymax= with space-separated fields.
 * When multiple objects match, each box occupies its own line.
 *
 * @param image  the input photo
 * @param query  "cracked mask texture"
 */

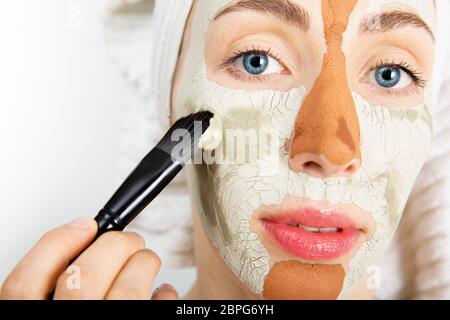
xmin=174 ymin=0 xmax=433 ymax=298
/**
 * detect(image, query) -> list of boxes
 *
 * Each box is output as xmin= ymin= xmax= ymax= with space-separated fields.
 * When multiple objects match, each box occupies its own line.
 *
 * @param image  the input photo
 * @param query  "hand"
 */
xmin=0 ymin=218 xmax=179 ymax=300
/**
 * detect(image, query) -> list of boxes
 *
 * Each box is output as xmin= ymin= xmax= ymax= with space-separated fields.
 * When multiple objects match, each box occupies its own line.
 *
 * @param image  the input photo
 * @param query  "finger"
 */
xmin=0 ymin=218 xmax=97 ymax=300
xmin=151 ymin=283 xmax=179 ymax=300
xmin=54 ymin=231 xmax=145 ymax=300
xmin=105 ymin=249 xmax=161 ymax=300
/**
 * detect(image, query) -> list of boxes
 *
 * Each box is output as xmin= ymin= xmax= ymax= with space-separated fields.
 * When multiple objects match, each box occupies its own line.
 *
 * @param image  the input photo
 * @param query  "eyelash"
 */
xmin=219 ymin=47 xmax=428 ymax=95
xmin=367 ymin=58 xmax=427 ymax=96
xmin=219 ymin=45 xmax=287 ymax=83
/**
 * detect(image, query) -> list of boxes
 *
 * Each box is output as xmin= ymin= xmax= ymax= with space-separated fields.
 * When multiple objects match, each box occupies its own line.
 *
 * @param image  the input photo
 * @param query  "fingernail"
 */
xmin=69 ymin=217 xmax=93 ymax=230
xmin=156 ymin=283 xmax=174 ymax=292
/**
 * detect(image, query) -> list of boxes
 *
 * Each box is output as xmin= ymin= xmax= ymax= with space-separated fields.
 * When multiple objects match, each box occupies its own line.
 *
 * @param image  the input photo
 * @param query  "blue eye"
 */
xmin=375 ymin=66 xmax=401 ymax=88
xmin=243 ymin=53 xmax=269 ymax=75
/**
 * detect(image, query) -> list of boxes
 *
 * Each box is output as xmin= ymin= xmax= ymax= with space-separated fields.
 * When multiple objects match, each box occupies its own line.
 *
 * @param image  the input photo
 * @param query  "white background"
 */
xmin=0 ymin=0 xmax=195 ymax=295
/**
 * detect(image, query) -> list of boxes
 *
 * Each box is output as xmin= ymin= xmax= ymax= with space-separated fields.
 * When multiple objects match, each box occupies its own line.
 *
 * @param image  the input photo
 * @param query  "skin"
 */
xmin=0 ymin=218 xmax=178 ymax=300
xmin=1 ymin=0 xmax=436 ymax=300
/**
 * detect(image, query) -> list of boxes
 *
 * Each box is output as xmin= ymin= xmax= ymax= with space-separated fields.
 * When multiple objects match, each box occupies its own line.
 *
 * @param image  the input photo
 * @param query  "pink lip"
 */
xmin=261 ymin=207 xmax=360 ymax=261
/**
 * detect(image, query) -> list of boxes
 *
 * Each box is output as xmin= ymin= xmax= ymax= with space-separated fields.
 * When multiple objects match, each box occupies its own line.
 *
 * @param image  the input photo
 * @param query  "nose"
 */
xmin=288 ymin=0 xmax=361 ymax=179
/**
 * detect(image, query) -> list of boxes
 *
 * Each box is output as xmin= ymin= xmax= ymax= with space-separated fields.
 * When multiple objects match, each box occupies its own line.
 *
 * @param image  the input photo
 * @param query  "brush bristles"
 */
xmin=156 ymin=111 xmax=214 ymax=164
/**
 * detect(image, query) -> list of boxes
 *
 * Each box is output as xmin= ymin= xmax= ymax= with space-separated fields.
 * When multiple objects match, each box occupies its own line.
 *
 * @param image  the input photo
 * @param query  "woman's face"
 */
xmin=172 ymin=0 xmax=436 ymax=299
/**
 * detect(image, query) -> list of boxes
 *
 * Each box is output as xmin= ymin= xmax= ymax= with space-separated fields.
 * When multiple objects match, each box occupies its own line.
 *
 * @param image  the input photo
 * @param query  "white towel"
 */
xmin=103 ymin=0 xmax=450 ymax=299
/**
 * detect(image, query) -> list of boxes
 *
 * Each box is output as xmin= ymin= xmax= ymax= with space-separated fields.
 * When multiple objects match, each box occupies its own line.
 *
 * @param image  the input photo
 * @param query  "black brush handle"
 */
xmin=48 ymin=149 xmax=182 ymax=299
xmin=95 ymin=147 xmax=183 ymax=236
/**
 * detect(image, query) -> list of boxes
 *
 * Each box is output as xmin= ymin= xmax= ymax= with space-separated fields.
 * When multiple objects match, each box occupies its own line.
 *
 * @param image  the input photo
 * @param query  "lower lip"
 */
xmin=262 ymin=215 xmax=359 ymax=261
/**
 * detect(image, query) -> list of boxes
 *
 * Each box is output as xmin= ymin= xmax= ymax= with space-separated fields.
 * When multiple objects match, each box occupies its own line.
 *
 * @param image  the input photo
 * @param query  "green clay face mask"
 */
xmin=173 ymin=0 xmax=434 ymax=299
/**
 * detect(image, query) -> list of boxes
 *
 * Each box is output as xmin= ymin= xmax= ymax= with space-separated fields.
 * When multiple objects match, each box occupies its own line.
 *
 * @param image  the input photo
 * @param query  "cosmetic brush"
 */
xmin=48 ymin=111 xmax=212 ymax=299
xmin=94 ymin=111 xmax=213 ymax=237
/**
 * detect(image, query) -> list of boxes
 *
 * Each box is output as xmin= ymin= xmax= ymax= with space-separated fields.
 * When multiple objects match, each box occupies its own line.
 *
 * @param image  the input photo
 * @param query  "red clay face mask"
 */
xmin=263 ymin=0 xmax=358 ymax=300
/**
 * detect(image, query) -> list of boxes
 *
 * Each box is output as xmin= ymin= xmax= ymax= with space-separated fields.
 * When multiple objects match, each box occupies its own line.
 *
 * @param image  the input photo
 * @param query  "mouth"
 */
xmin=261 ymin=207 xmax=363 ymax=261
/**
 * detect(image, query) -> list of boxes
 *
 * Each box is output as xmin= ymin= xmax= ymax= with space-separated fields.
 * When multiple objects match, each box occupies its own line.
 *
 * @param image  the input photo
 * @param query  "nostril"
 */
xmin=290 ymin=153 xmax=360 ymax=178
xmin=344 ymin=160 xmax=361 ymax=175
xmin=346 ymin=165 xmax=355 ymax=173
xmin=303 ymin=161 xmax=322 ymax=172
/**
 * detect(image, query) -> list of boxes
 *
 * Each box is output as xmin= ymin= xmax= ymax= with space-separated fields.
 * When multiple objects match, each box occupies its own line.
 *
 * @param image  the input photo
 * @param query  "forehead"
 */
xmin=198 ymin=0 xmax=436 ymax=35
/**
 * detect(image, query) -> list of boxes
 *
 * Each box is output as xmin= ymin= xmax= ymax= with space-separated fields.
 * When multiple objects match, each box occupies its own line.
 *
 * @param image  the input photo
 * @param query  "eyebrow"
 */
xmin=360 ymin=10 xmax=435 ymax=41
xmin=213 ymin=0 xmax=310 ymax=31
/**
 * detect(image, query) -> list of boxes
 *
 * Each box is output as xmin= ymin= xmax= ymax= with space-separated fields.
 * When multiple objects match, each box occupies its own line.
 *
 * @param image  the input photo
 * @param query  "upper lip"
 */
xmin=262 ymin=207 xmax=361 ymax=232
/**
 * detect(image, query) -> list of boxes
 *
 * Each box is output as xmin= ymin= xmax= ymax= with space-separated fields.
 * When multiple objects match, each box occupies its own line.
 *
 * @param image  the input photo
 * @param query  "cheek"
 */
xmin=356 ymin=94 xmax=433 ymax=192
xmin=348 ymin=92 xmax=433 ymax=235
